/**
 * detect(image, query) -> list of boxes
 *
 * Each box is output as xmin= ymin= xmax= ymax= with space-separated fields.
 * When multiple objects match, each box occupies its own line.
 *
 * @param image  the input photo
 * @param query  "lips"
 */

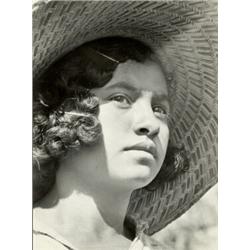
xmin=124 ymin=142 xmax=157 ymax=158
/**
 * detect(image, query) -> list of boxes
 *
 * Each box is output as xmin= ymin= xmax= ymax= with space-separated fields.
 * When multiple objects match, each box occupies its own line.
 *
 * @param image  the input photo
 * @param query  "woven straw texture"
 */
xmin=33 ymin=0 xmax=218 ymax=235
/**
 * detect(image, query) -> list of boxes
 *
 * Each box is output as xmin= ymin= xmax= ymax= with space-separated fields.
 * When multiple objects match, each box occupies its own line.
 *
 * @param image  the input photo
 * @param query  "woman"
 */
xmin=33 ymin=1 xmax=218 ymax=250
xmin=33 ymin=36 xmax=185 ymax=249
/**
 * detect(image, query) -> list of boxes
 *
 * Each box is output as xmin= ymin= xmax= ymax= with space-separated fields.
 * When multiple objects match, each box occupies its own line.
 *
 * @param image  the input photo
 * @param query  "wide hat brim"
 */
xmin=33 ymin=0 xmax=218 ymax=235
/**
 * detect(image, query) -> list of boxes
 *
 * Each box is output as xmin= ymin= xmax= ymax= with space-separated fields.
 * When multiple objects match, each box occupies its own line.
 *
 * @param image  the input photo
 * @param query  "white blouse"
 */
xmin=33 ymin=218 xmax=169 ymax=250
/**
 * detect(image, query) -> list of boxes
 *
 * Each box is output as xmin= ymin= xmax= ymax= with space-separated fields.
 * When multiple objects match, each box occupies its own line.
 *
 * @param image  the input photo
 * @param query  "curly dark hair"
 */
xmin=33 ymin=36 xmax=189 ymax=202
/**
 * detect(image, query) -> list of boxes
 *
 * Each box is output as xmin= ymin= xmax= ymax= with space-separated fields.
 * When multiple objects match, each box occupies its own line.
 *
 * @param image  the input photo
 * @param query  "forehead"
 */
xmin=103 ymin=60 xmax=168 ymax=96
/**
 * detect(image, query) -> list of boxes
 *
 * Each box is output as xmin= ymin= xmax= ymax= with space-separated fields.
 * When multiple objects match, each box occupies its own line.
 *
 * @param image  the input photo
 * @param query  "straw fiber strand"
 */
xmin=33 ymin=0 xmax=218 ymax=235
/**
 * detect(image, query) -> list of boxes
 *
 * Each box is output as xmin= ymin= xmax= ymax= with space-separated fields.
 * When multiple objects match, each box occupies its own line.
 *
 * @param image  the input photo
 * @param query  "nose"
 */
xmin=133 ymin=104 xmax=160 ymax=138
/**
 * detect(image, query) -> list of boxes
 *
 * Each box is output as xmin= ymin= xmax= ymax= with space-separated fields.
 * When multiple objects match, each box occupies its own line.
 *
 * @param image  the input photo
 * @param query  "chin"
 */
xmin=118 ymin=170 xmax=156 ymax=190
xmin=129 ymin=177 xmax=154 ymax=190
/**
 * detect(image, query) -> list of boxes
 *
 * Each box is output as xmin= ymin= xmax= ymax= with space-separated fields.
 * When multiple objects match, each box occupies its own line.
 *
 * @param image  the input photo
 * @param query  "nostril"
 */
xmin=139 ymin=128 xmax=149 ymax=134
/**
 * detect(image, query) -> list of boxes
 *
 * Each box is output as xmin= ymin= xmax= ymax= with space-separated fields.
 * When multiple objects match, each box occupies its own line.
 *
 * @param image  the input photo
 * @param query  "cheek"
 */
xmin=159 ymin=125 xmax=170 ymax=159
xmin=98 ymin=104 xmax=131 ymax=146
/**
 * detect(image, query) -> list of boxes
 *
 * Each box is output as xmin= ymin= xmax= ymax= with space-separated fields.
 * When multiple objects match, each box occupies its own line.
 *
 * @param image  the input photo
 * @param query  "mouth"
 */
xmin=124 ymin=142 xmax=157 ymax=158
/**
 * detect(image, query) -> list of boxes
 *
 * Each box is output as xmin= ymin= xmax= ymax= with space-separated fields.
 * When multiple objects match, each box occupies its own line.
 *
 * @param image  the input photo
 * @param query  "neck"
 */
xmin=34 ymin=162 xmax=133 ymax=247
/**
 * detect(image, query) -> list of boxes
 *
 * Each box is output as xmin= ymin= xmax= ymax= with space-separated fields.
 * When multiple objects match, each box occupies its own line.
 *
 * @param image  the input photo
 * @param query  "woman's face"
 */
xmin=89 ymin=60 xmax=170 ymax=190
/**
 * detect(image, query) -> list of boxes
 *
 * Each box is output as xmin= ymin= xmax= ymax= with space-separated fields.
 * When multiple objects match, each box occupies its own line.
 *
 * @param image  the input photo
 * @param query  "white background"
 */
xmin=0 ymin=0 xmax=250 ymax=249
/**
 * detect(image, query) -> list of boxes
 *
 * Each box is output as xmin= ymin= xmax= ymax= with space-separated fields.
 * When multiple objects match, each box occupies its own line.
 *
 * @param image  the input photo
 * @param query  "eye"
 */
xmin=109 ymin=94 xmax=131 ymax=107
xmin=153 ymin=105 xmax=168 ymax=118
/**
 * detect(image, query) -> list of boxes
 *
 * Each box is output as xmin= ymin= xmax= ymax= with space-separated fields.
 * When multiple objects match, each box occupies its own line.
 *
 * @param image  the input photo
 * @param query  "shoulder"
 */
xmin=33 ymin=209 xmax=75 ymax=250
xmin=33 ymin=231 xmax=70 ymax=250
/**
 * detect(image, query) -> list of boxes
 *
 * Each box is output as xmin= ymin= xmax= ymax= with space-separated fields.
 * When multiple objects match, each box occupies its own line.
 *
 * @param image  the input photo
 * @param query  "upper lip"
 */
xmin=124 ymin=142 xmax=157 ymax=158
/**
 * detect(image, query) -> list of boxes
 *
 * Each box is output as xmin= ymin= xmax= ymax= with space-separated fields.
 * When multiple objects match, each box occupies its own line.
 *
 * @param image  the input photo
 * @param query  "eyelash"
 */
xmin=152 ymin=106 xmax=167 ymax=115
xmin=109 ymin=94 xmax=131 ymax=106
xmin=108 ymin=94 xmax=169 ymax=119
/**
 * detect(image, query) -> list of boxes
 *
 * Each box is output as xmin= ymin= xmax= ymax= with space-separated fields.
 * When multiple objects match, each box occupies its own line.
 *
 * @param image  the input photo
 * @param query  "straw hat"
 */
xmin=33 ymin=0 xmax=218 ymax=236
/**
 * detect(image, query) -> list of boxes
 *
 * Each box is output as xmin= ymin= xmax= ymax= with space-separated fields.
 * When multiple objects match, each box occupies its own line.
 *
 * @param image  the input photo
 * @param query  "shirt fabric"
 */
xmin=33 ymin=217 xmax=169 ymax=250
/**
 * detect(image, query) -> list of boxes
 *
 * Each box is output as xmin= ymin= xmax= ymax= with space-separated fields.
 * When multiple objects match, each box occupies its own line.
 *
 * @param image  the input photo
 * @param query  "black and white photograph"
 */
xmin=32 ymin=1 xmax=218 ymax=249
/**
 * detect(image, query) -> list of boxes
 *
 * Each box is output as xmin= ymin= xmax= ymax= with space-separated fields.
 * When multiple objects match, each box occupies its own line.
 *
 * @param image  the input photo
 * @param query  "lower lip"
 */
xmin=125 ymin=149 xmax=155 ymax=159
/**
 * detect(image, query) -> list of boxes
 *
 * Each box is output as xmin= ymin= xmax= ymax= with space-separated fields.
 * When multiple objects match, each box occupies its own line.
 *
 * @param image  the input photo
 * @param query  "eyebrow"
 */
xmin=104 ymin=81 xmax=169 ymax=101
xmin=104 ymin=81 xmax=138 ymax=93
